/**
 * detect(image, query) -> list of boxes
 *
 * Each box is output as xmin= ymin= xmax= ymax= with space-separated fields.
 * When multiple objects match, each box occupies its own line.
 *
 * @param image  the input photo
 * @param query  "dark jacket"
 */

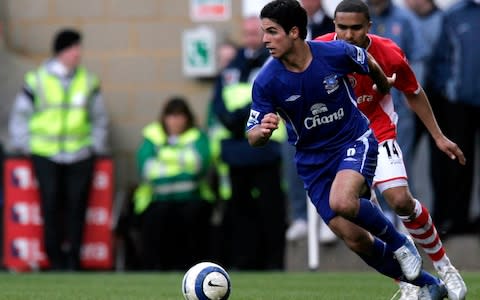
xmin=212 ymin=47 xmax=281 ymax=167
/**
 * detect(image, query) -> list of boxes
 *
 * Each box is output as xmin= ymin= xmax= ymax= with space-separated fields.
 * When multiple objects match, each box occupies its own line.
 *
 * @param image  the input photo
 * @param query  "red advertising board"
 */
xmin=3 ymin=158 xmax=114 ymax=271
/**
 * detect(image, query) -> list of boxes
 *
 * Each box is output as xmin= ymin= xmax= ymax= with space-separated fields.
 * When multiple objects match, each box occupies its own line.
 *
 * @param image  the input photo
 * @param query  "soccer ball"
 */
xmin=182 ymin=262 xmax=231 ymax=300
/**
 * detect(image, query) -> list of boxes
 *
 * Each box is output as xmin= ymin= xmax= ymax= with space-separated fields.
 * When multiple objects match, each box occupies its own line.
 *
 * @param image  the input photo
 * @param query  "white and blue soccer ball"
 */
xmin=182 ymin=262 xmax=231 ymax=300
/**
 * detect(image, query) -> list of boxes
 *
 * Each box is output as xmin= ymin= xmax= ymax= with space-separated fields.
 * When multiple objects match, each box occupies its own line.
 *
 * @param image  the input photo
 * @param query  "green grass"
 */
xmin=0 ymin=271 xmax=478 ymax=299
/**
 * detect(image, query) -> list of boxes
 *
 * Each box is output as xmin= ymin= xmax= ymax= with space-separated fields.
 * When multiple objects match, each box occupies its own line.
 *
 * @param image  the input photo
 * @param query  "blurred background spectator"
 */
xmin=205 ymin=39 xmax=238 ymax=268
xmin=429 ymin=0 xmax=480 ymax=237
xmin=8 ymin=28 xmax=110 ymax=270
xmin=134 ymin=96 xmax=213 ymax=270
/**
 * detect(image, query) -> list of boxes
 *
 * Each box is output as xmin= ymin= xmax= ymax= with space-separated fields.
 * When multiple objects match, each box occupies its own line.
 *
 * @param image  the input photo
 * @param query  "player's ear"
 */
xmin=289 ymin=26 xmax=299 ymax=39
xmin=367 ymin=21 xmax=372 ymax=32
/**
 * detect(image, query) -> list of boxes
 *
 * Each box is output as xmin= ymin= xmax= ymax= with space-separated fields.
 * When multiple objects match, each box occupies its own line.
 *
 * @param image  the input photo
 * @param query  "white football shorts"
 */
xmin=373 ymin=139 xmax=408 ymax=193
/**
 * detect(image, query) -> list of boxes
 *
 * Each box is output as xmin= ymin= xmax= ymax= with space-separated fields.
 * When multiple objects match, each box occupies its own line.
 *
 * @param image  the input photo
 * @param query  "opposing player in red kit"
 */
xmin=315 ymin=0 xmax=467 ymax=299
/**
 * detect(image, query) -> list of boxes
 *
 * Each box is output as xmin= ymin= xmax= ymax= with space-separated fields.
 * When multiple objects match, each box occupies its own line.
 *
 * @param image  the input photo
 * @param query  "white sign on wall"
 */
xmin=242 ymin=0 xmax=271 ymax=17
xmin=182 ymin=26 xmax=217 ymax=77
xmin=190 ymin=0 xmax=231 ymax=22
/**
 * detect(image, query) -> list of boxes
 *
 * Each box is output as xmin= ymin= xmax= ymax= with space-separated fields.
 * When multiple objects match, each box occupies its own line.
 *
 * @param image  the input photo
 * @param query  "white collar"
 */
xmin=48 ymin=59 xmax=70 ymax=77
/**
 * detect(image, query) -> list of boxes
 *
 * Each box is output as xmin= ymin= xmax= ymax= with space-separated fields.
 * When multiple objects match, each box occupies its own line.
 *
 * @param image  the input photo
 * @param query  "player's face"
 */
xmin=261 ymin=18 xmax=294 ymax=59
xmin=334 ymin=12 xmax=371 ymax=49
xmin=57 ymin=44 xmax=82 ymax=70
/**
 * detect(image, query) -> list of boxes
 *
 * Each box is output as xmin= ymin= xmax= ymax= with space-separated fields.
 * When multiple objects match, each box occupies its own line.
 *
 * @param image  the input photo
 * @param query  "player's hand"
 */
xmin=386 ymin=73 xmax=396 ymax=87
xmin=373 ymin=73 xmax=396 ymax=93
xmin=436 ymin=136 xmax=466 ymax=165
xmin=259 ymin=113 xmax=279 ymax=138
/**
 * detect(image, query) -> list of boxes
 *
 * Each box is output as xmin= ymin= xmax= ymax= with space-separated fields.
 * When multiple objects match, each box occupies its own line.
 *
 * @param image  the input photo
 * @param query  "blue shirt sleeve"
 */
xmin=342 ymin=42 xmax=370 ymax=75
xmin=246 ymin=80 xmax=274 ymax=132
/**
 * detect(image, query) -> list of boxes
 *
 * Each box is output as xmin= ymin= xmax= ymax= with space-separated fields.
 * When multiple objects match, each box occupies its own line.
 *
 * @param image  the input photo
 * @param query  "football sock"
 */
xmin=400 ymin=199 xmax=449 ymax=269
xmin=352 ymin=198 xmax=406 ymax=250
xmin=359 ymin=238 xmax=440 ymax=287
xmin=358 ymin=237 xmax=403 ymax=279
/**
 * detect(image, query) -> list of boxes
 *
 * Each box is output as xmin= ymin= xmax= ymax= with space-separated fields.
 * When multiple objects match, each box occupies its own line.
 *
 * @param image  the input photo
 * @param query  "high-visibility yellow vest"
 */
xmin=142 ymin=123 xmax=203 ymax=180
xmin=207 ymin=117 xmax=232 ymax=201
xmin=26 ymin=66 xmax=99 ymax=156
xmin=133 ymin=123 xmax=213 ymax=214
xmin=222 ymin=82 xmax=287 ymax=143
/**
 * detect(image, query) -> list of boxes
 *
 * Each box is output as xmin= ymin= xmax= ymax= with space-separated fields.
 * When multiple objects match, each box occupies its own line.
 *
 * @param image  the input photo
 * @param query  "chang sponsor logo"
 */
xmin=304 ymin=104 xmax=344 ymax=129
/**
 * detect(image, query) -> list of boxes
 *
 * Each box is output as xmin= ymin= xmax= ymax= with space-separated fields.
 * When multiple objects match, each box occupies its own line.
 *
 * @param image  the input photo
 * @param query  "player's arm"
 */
xmin=366 ymin=52 xmax=395 ymax=95
xmin=247 ymin=113 xmax=279 ymax=147
xmin=405 ymin=89 xmax=466 ymax=165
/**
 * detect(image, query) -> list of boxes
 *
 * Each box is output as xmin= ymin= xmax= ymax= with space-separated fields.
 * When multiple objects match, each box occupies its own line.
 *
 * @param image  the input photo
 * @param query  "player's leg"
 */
xmin=328 ymin=216 xmax=446 ymax=297
xmin=329 ymin=132 xmax=421 ymax=280
xmin=376 ymin=139 xmax=467 ymax=299
xmin=381 ymin=186 xmax=467 ymax=299
xmin=330 ymin=170 xmax=421 ymax=280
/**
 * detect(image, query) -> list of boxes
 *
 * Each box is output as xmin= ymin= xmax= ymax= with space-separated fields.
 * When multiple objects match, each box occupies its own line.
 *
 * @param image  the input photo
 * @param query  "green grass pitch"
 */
xmin=0 ymin=271 xmax=478 ymax=299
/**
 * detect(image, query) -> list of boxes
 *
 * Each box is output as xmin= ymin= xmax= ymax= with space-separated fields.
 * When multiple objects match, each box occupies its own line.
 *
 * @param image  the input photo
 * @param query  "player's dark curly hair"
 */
xmin=334 ymin=0 xmax=371 ymax=21
xmin=260 ymin=0 xmax=308 ymax=40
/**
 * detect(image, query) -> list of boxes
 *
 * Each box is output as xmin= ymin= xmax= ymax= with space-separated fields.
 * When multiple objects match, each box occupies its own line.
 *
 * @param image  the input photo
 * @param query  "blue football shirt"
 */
xmin=247 ymin=40 xmax=371 ymax=152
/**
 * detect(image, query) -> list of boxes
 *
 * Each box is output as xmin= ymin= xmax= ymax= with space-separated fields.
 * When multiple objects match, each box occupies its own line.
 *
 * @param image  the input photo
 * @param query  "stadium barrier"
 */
xmin=3 ymin=157 xmax=114 ymax=272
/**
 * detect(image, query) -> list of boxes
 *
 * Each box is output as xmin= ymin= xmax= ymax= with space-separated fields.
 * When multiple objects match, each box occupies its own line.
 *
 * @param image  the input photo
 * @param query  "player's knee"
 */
xmin=330 ymin=197 xmax=357 ymax=217
xmin=384 ymin=190 xmax=414 ymax=215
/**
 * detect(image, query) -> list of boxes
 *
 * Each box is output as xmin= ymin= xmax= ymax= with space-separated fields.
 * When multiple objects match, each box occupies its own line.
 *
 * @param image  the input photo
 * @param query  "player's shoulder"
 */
xmin=368 ymin=34 xmax=400 ymax=50
xmin=314 ymin=32 xmax=336 ymax=42
xmin=309 ymin=39 xmax=350 ymax=57
xmin=254 ymin=57 xmax=281 ymax=86
xmin=368 ymin=34 xmax=405 ymax=57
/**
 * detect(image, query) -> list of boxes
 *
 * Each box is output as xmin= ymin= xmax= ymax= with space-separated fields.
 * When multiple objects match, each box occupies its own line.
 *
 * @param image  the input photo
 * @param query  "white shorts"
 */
xmin=373 ymin=139 xmax=408 ymax=194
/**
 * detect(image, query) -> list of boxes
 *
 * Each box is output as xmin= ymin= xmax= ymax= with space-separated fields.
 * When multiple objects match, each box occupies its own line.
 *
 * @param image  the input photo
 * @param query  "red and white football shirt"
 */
xmin=315 ymin=33 xmax=420 ymax=143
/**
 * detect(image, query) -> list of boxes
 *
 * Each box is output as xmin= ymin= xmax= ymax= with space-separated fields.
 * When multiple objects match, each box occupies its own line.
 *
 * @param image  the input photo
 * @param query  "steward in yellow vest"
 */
xmin=9 ymin=62 xmax=108 ymax=160
xmin=134 ymin=120 xmax=212 ymax=214
xmin=134 ymin=97 xmax=213 ymax=270
xmin=7 ymin=28 xmax=109 ymax=271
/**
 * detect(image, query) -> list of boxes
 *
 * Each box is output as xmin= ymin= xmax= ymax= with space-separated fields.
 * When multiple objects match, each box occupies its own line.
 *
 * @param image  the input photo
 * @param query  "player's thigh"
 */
xmin=330 ymin=169 xmax=366 ymax=209
xmin=373 ymin=139 xmax=408 ymax=188
xmin=328 ymin=216 xmax=373 ymax=255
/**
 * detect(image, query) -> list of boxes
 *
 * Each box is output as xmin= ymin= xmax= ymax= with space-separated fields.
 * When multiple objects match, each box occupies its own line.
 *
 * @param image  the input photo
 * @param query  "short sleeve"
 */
xmin=246 ymin=81 xmax=275 ymax=132
xmin=342 ymin=42 xmax=370 ymax=75
xmin=391 ymin=51 xmax=420 ymax=95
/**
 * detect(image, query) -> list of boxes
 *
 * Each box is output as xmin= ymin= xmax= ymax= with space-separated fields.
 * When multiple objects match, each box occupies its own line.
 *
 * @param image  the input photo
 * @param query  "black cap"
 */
xmin=52 ymin=28 xmax=82 ymax=55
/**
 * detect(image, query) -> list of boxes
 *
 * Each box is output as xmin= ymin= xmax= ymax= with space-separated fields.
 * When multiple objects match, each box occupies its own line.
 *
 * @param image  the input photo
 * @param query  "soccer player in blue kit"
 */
xmin=246 ymin=0 xmax=447 ymax=297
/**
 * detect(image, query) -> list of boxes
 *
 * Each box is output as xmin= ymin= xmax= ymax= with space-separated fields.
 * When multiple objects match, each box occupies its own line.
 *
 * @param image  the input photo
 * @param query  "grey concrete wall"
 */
xmin=2 ymin=0 xmax=244 ymax=190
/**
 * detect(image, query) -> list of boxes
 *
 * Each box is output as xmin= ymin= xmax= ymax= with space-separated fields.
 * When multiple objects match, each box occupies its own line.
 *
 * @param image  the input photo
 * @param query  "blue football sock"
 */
xmin=358 ymin=237 xmax=403 ymax=279
xmin=359 ymin=238 xmax=440 ymax=287
xmin=351 ymin=198 xmax=406 ymax=250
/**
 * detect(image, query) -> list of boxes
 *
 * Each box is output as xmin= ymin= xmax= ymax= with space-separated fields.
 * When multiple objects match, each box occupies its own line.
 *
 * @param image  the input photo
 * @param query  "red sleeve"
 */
xmin=372 ymin=39 xmax=420 ymax=94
